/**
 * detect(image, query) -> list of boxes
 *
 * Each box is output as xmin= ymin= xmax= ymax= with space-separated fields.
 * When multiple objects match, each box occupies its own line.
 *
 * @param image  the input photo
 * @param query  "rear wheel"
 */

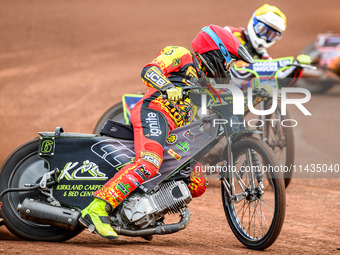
xmin=264 ymin=99 xmax=294 ymax=187
xmin=245 ymin=100 xmax=294 ymax=188
xmin=0 ymin=139 xmax=83 ymax=241
xmin=221 ymin=137 xmax=286 ymax=250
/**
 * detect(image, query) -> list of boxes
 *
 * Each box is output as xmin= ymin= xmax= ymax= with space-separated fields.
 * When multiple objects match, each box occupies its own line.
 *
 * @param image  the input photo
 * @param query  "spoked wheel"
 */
xmin=0 ymin=139 xmax=83 ymax=241
xmin=93 ymin=102 xmax=125 ymax=134
xmin=221 ymin=137 xmax=286 ymax=250
xmin=264 ymin=99 xmax=294 ymax=188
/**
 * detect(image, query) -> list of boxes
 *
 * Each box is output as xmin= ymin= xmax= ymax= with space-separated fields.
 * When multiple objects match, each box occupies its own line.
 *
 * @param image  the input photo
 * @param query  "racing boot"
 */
xmin=80 ymin=157 xmax=158 ymax=240
xmin=79 ymin=198 xmax=118 ymax=240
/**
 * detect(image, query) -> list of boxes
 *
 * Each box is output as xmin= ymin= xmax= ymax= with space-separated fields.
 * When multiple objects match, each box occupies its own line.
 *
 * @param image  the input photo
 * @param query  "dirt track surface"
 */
xmin=0 ymin=0 xmax=340 ymax=254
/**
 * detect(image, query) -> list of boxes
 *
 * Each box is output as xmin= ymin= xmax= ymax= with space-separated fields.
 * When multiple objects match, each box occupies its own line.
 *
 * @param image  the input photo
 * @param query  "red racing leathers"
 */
xmin=93 ymin=46 xmax=208 ymax=208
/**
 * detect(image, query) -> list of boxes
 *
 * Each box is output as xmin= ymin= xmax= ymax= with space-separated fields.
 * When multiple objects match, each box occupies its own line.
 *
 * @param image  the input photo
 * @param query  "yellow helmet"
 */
xmin=247 ymin=4 xmax=287 ymax=51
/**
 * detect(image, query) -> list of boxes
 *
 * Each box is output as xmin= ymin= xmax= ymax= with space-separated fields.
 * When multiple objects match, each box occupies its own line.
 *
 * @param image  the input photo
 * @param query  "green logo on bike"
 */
xmin=176 ymin=141 xmax=190 ymax=153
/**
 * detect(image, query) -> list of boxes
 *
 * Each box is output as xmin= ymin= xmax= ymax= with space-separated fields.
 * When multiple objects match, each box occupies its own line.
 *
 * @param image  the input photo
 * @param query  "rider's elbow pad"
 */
xmin=141 ymin=65 xmax=174 ymax=92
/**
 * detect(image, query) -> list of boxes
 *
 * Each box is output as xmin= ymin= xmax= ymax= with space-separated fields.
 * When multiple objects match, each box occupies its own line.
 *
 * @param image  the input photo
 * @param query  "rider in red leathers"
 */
xmin=79 ymin=24 xmax=254 ymax=240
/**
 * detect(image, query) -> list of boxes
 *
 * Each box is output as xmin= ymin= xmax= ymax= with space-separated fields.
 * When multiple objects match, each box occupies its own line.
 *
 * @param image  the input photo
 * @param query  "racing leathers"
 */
xmin=93 ymin=46 xmax=208 ymax=211
xmin=225 ymin=26 xmax=304 ymax=87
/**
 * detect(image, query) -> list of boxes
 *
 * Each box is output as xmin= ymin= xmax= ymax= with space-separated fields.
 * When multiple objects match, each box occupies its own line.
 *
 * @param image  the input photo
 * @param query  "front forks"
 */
xmin=221 ymin=143 xmax=264 ymax=204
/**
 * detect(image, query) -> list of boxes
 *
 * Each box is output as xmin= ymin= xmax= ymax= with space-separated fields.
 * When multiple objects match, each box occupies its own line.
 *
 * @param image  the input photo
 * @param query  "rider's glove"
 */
xmin=166 ymin=87 xmax=182 ymax=102
xmin=297 ymin=54 xmax=311 ymax=65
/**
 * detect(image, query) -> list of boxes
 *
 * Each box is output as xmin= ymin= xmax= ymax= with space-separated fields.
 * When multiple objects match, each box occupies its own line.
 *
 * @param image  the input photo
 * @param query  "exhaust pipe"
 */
xmin=113 ymin=207 xmax=191 ymax=237
xmin=18 ymin=198 xmax=190 ymax=236
xmin=18 ymin=198 xmax=81 ymax=231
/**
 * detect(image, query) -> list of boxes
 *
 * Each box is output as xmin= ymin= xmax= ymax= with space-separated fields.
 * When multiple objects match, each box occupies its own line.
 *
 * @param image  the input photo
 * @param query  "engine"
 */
xmin=120 ymin=180 xmax=192 ymax=229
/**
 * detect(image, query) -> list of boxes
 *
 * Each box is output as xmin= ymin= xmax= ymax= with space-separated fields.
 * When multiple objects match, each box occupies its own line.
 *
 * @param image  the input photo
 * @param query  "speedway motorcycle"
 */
xmin=0 ymin=88 xmax=285 ymax=250
xmin=93 ymin=57 xmax=312 ymax=188
xmin=297 ymin=32 xmax=340 ymax=93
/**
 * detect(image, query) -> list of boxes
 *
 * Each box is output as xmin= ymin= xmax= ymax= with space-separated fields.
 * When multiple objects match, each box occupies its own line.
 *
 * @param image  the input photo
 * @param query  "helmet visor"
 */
xmin=253 ymin=17 xmax=281 ymax=42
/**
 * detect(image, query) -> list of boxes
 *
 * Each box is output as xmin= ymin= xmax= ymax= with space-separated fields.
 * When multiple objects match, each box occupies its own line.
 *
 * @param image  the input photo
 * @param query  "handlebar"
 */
xmin=287 ymin=63 xmax=317 ymax=71
xmin=161 ymin=85 xmax=270 ymax=101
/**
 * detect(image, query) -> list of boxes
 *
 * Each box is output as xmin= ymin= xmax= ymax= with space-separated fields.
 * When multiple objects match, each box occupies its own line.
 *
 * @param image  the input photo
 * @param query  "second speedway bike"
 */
xmin=297 ymin=32 xmax=340 ymax=93
xmin=0 ymin=88 xmax=285 ymax=250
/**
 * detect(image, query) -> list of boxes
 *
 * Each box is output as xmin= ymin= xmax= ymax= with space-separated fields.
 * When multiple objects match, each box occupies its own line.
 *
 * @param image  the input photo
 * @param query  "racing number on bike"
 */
xmin=39 ymin=138 xmax=55 ymax=155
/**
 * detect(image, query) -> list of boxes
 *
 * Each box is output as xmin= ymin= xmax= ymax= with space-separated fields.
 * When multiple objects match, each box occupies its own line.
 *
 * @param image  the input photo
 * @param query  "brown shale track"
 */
xmin=0 ymin=0 xmax=339 ymax=254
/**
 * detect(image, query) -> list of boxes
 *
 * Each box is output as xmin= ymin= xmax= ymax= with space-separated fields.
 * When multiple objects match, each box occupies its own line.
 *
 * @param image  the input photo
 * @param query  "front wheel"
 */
xmin=0 ymin=139 xmax=83 ymax=241
xmin=221 ymin=137 xmax=286 ymax=250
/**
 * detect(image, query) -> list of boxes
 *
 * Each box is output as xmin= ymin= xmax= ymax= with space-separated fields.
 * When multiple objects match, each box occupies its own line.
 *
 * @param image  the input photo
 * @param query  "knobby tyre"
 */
xmin=221 ymin=137 xmax=286 ymax=250
xmin=0 ymin=139 xmax=83 ymax=241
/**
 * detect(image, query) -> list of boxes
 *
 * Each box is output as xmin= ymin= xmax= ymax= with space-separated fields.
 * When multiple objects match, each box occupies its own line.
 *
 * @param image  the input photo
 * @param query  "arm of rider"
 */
xmin=141 ymin=65 xmax=183 ymax=102
xmin=141 ymin=65 xmax=174 ymax=92
xmin=276 ymin=55 xmax=311 ymax=80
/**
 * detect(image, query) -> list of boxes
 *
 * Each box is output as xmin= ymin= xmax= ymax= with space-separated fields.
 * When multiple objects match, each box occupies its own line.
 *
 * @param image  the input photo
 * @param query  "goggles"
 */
xmin=253 ymin=17 xmax=281 ymax=42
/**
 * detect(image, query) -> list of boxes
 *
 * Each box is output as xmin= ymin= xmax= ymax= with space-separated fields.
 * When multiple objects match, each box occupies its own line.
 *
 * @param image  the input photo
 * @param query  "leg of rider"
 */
xmin=80 ymin=103 xmax=173 ymax=239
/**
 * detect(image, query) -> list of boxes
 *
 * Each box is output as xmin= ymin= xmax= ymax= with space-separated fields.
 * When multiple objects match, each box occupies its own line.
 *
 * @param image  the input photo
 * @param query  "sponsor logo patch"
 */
xmin=167 ymin=134 xmax=177 ymax=144
xmin=117 ymin=182 xmax=131 ymax=195
xmin=176 ymin=141 xmax=190 ymax=153
xmin=145 ymin=112 xmax=162 ymax=137
xmin=144 ymin=68 xmax=171 ymax=88
xmin=183 ymin=130 xmax=195 ymax=142
xmin=58 ymin=160 xmax=108 ymax=181
xmin=167 ymin=148 xmax=181 ymax=161
xmin=134 ymin=165 xmax=151 ymax=181
xmin=163 ymin=49 xmax=174 ymax=55
xmin=126 ymin=174 xmax=141 ymax=187
xmin=109 ymin=189 xmax=119 ymax=200
xmin=172 ymin=58 xmax=181 ymax=67
xmin=141 ymin=151 xmax=162 ymax=168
